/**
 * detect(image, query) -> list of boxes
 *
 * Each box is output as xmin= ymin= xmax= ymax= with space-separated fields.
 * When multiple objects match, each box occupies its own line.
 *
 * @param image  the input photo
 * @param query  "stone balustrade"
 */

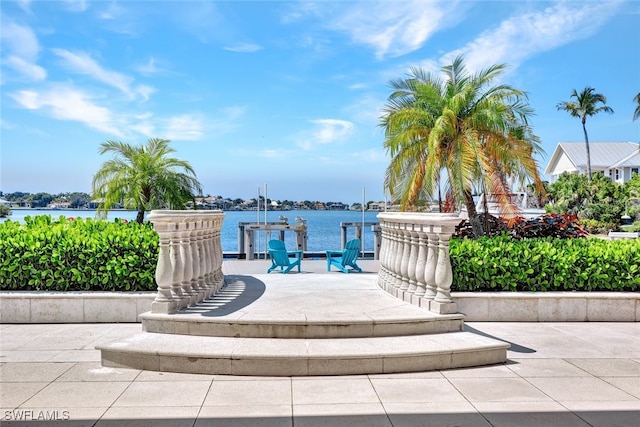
xmin=148 ymin=210 xmax=225 ymax=314
xmin=377 ymin=212 xmax=461 ymax=314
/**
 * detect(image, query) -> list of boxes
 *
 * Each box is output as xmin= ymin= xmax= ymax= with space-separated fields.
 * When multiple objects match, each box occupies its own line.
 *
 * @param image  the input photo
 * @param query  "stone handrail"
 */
xmin=377 ymin=212 xmax=461 ymax=314
xmin=148 ymin=210 xmax=225 ymax=314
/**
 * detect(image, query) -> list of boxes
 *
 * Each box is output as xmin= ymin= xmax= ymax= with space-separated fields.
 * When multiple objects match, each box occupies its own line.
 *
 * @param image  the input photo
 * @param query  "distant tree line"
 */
xmin=0 ymin=191 xmax=379 ymax=212
xmin=1 ymin=192 xmax=92 ymax=208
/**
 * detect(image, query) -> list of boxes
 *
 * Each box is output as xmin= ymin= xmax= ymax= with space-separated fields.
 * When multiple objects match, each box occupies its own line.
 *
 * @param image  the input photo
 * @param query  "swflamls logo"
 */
xmin=4 ymin=410 xmax=71 ymax=421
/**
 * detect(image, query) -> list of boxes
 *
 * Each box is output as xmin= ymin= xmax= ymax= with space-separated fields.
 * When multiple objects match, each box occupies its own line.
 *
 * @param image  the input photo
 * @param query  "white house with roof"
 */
xmin=545 ymin=142 xmax=640 ymax=184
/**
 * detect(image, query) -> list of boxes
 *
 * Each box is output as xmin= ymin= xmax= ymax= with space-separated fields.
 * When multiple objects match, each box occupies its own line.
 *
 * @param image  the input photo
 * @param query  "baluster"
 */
xmin=192 ymin=220 xmax=206 ymax=299
xmin=424 ymin=231 xmax=438 ymax=303
xmin=203 ymin=219 xmax=215 ymax=297
xmin=406 ymin=225 xmax=419 ymax=295
xmin=150 ymin=221 xmax=178 ymax=314
xmin=179 ymin=221 xmax=197 ymax=306
xmin=168 ymin=223 xmax=188 ymax=309
xmin=214 ymin=217 xmax=225 ymax=291
xmin=189 ymin=219 xmax=204 ymax=303
xmin=378 ymin=221 xmax=390 ymax=290
xmin=431 ymin=233 xmax=457 ymax=314
xmin=399 ymin=226 xmax=411 ymax=292
xmin=391 ymin=223 xmax=403 ymax=293
xmin=413 ymin=225 xmax=427 ymax=298
xmin=197 ymin=220 xmax=210 ymax=298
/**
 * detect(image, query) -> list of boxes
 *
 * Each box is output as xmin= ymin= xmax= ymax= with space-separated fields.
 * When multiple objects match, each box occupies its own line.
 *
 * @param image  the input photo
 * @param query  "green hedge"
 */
xmin=450 ymin=235 xmax=640 ymax=292
xmin=1 ymin=218 xmax=638 ymax=292
xmin=0 ymin=216 xmax=158 ymax=291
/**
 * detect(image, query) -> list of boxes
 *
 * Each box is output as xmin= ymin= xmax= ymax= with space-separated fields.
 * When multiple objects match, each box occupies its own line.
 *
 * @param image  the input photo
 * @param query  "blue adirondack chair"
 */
xmin=267 ymin=239 xmax=302 ymax=274
xmin=326 ymin=238 xmax=362 ymax=273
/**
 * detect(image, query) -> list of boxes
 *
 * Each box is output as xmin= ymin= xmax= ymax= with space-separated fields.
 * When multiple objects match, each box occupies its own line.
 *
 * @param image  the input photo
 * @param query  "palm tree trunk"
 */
xmin=582 ymin=118 xmax=592 ymax=181
xmin=136 ymin=210 xmax=145 ymax=224
xmin=464 ymin=190 xmax=484 ymax=237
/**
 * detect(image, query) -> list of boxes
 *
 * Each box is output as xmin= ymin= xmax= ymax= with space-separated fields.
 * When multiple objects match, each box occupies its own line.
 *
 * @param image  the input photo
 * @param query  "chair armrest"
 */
xmin=326 ymin=250 xmax=343 ymax=257
xmin=287 ymin=250 xmax=303 ymax=258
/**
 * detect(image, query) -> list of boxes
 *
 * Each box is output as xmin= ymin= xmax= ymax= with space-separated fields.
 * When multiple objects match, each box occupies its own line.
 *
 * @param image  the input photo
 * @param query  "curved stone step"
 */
xmin=140 ymin=311 xmax=464 ymax=339
xmin=97 ymin=331 xmax=510 ymax=376
xmin=140 ymin=274 xmax=464 ymax=338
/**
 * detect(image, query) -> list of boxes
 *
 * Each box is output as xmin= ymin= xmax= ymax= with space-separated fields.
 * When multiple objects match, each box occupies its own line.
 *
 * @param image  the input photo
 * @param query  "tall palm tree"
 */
xmin=380 ymin=56 xmax=545 ymax=237
xmin=556 ymin=87 xmax=614 ymax=181
xmin=633 ymin=92 xmax=640 ymax=122
xmin=92 ymin=138 xmax=202 ymax=223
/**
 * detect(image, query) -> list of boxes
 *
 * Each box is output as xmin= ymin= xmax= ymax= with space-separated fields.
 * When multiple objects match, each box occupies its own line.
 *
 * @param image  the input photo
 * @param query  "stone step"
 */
xmin=140 ymin=311 xmax=465 ymax=339
xmin=140 ymin=274 xmax=464 ymax=339
xmin=97 ymin=331 xmax=510 ymax=376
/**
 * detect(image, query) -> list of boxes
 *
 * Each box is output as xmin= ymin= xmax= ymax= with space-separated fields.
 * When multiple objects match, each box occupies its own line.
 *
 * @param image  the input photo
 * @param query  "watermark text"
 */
xmin=4 ymin=410 xmax=71 ymax=421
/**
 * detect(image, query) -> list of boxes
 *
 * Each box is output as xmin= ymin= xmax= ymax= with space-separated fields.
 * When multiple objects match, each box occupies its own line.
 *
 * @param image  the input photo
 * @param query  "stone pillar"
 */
xmin=372 ymin=225 xmax=381 ymax=260
xmin=245 ymin=229 xmax=255 ymax=260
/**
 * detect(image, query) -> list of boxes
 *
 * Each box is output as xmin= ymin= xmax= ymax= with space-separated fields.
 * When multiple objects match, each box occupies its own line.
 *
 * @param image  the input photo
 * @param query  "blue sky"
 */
xmin=1 ymin=0 xmax=639 ymax=203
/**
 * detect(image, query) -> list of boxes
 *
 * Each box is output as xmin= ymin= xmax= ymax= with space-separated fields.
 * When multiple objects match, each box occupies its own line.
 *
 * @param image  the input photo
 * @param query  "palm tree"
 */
xmin=380 ymin=55 xmax=545 ymax=237
xmin=633 ymin=92 xmax=640 ymax=121
xmin=92 ymin=138 xmax=203 ymax=223
xmin=556 ymin=87 xmax=614 ymax=181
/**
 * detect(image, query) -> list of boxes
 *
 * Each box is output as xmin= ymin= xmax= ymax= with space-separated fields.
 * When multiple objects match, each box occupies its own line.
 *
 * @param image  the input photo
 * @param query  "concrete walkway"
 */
xmin=1 ymin=262 xmax=639 ymax=425
xmin=1 ymin=321 xmax=638 ymax=426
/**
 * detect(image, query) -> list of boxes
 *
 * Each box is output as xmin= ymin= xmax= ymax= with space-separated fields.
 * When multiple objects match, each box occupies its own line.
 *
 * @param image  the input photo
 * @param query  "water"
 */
xmin=2 ymin=209 xmax=382 ymax=253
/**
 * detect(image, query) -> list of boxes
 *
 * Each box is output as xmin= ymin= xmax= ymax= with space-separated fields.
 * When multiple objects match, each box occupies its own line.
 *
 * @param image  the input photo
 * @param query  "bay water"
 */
xmin=3 ymin=209 xmax=382 ymax=253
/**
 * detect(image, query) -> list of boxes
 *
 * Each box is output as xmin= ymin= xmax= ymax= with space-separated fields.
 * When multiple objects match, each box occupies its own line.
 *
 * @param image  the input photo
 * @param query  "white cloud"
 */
xmin=17 ymin=0 xmax=33 ymax=14
xmin=135 ymin=57 xmax=163 ymax=75
xmin=135 ymin=84 xmax=156 ymax=101
xmin=52 ymin=48 xmax=154 ymax=100
xmin=442 ymin=1 xmax=623 ymax=73
xmin=0 ymin=118 xmax=18 ymax=130
xmin=163 ymin=114 xmax=203 ymax=141
xmin=10 ymin=86 xmax=123 ymax=136
xmin=205 ymin=106 xmax=247 ymax=134
xmin=98 ymin=1 xmax=126 ymax=20
xmin=298 ymin=119 xmax=354 ymax=150
xmin=4 ymin=56 xmax=46 ymax=81
xmin=63 ymin=0 xmax=88 ymax=13
xmin=312 ymin=119 xmax=354 ymax=143
xmin=0 ymin=20 xmax=46 ymax=82
xmin=7 ymin=84 xmax=232 ymax=142
xmin=329 ymin=0 xmax=461 ymax=59
xmin=224 ymin=43 xmax=263 ymax=53
xmin=129 ymin=121 xmax=156 ymax=138
xmin=343 ymin=94 xmax=385 ymax=125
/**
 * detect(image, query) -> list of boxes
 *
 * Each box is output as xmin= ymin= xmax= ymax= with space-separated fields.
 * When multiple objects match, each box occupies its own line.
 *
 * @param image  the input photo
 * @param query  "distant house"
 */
xmin=545 ymin=142 xmax=640 ymax=184
xmin=328 ymin=202 xmax=346 ymax=210
xmin=48 ymin=202 xmax=71 ymax=210
xmin=367 ymin=202 xmax=386 ymax=212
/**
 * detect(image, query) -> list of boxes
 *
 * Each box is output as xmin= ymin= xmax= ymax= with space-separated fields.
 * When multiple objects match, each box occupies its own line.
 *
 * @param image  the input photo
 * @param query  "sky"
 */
xmin=1 ymin=0 xmax=639 ymax=203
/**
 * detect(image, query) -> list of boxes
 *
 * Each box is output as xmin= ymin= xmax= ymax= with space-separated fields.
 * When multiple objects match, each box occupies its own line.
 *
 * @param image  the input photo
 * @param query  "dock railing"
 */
xmin=148 ymin=210 xmax=225 ymax=314
xmin=377 ymin=212 xmax=460 ymax=314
